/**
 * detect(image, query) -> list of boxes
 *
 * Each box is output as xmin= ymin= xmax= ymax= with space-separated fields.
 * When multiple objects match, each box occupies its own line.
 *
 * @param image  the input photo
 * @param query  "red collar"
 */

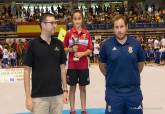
xmin=71 ymin=27 xmax=86 ymax=34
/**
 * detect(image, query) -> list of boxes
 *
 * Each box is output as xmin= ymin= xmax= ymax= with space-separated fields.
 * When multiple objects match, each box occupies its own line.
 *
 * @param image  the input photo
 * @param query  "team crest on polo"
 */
xmin=128 ymin=46 xmax=133 ymax=53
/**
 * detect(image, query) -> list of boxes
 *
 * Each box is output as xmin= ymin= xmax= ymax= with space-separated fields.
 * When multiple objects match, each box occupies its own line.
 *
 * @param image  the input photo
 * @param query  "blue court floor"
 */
xmin=16 ymin=108 xmax=105 ymax=114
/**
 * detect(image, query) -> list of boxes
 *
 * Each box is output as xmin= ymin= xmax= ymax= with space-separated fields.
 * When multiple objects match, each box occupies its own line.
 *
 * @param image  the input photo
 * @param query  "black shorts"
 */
xmin=67 ymin=69 xmax=90 ymax=86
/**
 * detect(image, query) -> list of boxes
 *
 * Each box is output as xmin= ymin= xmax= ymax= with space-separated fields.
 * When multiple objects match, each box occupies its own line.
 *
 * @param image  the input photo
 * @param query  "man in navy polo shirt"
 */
xmin=99 ymin=15 xmax=145 ymax=114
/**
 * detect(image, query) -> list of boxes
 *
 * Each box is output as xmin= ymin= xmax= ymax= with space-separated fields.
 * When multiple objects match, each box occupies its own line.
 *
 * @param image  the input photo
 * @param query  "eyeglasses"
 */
xmin=43 ymin=21 xmax=57 ymax=25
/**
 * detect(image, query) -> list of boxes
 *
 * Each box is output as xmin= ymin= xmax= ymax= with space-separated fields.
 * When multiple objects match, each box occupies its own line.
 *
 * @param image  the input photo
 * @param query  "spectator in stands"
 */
xmin=159 ymin=45 xmax=165 ymax=65
xmin=16 ymin=40 xmax=25 ymax=66
xmin=11 ymin=39 xmax=17 ymax=50
xmin=11 ymin=0 xmax=16 ymax=16
xmin=148 ymin=46 xmax=155 ymax=63
xmin=9 ymin=48 xmax=17 ymax=67
xmin=0 ymin=1 xmax=164 ymax=25
xmin=0 ymin=47 xmax=3 ymax=68
xmin=93 ymin=39 xmax=100 ymax=63
xmin=2 ymin=46 xmax=9 ymax=68
xmin=144 ymin=47 xmax=150 ymax=63
xmin=148 ymin=38 xmax=154 ymax=47
xmin=8 ymin=48 xmax=12 ymax=66
xmin=51 ymin=5 xmax=55 ymax=14
xmin=154 ymin=37 xmax=160 ymax=51
xmin=161 ymin=36 xmax=165 ymax=47
xmin=27 ymin=5 xmax=31 ymax=17
xmin=41 ymin=5 xmax=44 ymax=14
xmin=0 ymin=43 xmax=3 ymax=50
xmin=45 ymin=6 xmax=50 ymax=13
xmin=80 ymin=5 xmax=83 ymax=13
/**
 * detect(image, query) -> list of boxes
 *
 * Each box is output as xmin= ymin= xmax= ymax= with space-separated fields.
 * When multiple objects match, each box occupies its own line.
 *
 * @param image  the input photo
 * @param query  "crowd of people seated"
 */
xmin=90 ymin=35 xmax=165 ymax=65
xmin=1 ymin=35 xmax=165 ymax=68
xmin=0 ymin=2 xmax=165 ymax=68
xmin=0 ymin=39 xmax=29 ymax=68
xmin=141 ymin=36 xmax=165 ymax=65
xmin=0 ymin=2 xmax=164 ymax=24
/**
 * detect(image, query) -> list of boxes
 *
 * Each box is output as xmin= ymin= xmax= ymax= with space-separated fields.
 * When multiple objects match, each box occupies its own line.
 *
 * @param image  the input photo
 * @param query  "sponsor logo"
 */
xmin=130 ymin=105 xmax=143 ymax=110
xmin=112 ymin=47 xmax=117 ymax=51
xmin=54 ymin=47 xmax=60 ymax=51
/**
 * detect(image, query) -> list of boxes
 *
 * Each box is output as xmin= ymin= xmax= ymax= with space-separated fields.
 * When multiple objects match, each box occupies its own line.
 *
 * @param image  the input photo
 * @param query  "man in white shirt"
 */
xmin=0 ymin=48 xmax=3 ymax=68
xmin=2 ymin=48 xmax=9 ymax=68
xmin=161 ymin=37 xmax=165 ymax=47
xmin=154 ymin=39 xmax=160 ymax=51
xmin=148 ymin=38 xmax=153 ymax=44
xmin=93 ymin=40 xmax=100 ymax=63
xmin=0 ymin=44 xmax=3 ymax=50
xmin=10 ymin=50 xmax=17 ymax=67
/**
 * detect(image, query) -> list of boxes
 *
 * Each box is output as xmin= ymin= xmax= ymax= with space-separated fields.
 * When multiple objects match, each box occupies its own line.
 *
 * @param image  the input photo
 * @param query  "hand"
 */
xmin=74 ymin=52 xmax=85 ymax=58
xmin=68 ymin=48 xmax=73 ymax=52
xmin=72 ymin=45 xmax=78 ymax=52
xmin=25 ymin=97 xmax=33 ymax=112
xmin=63 ymin=92 xmax=68 ymax=104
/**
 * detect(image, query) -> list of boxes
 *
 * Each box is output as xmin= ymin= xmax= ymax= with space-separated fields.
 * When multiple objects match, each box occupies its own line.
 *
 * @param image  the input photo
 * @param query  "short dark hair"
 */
xmin=71 ymin=9 xmax=84 ymax=20
xmin=40 ymin=13 xmax=55 ymax=28
xmin=112 ymin=15 xmax=128 ymax=27
xmin=40 ymin=13 xmax=55 ymax=22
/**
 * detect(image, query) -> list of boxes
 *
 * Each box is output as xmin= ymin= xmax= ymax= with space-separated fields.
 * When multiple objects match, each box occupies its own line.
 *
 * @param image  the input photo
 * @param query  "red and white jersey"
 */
xmin=63 ymin=27 xmax=93 ymax=70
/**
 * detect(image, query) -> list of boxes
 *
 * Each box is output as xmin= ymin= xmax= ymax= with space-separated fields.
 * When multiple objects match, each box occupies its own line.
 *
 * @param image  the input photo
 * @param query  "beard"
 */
xmin=116 ymin=32 xmax=127 ymax=40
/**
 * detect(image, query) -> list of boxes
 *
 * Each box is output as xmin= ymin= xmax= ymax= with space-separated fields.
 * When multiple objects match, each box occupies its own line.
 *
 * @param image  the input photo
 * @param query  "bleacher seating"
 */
xmin=68 ymin=22 xmax=165 ymax=30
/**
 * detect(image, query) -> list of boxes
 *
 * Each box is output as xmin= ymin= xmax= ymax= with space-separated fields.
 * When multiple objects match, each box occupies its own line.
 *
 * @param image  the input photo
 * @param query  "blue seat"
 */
xmin=128 ymin=23 xmax=136 ymax=29
xmin=84 ymin=24 xmax=92 ymax=30
xmin=155 ymin=50 xmax=160 ymax=64
xmin=151 ymin=22 xmax=158 ymax=28
xmin=98 ymin=23 xmax=106 ymax=29
xmin=144 ymin=23 xmax=151 ymax=28
xmin=158 ymin=22 xmax=165 ymax=28
xmin=105 ymin=23 xmax=110 ymax=29
xmin=91 ymin=24 xmax=98 ymax=30
xmin=135 ymin=23 xmax=144 ymax=28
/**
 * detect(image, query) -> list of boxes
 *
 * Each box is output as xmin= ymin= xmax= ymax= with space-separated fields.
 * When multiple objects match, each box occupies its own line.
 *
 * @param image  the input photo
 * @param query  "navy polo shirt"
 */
xmin=99 ymin=36 xmax=145 ymax=90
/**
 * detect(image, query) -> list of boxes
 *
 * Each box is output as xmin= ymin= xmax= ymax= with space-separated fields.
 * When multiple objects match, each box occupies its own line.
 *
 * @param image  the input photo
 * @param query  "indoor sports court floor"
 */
xmin=0 ymin=64 xmax=165 ymax=114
